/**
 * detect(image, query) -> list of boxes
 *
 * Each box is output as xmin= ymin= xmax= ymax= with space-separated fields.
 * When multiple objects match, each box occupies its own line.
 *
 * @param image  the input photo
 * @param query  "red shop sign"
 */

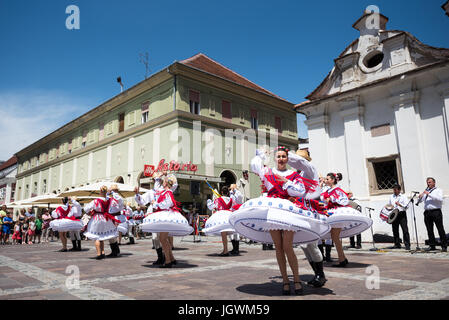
xmin=144 ymin=159 xmax=198 ymax=177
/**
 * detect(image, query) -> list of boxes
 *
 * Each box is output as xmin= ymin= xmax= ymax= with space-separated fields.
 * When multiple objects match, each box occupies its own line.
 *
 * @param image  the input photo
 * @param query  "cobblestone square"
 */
xmin=1 ymin=236 xmax=448 ymax=300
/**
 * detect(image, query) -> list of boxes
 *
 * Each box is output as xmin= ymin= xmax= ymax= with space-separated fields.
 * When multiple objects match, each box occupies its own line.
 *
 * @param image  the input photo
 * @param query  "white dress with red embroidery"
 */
xmin=83 ymin=196 xmax=122 ymax=241
xmin=229 ymin=151 xmax=330 ymax=245
xmin=49 ymin=200 xmax=84 ymax=232
xmin=105 ymin=192 xmax=128 ymax=235
xmin=202 ymin=196 xmax=237 ymax=236
xmin=117 ymin=206 xmax=132 ymax=235
xmin=320 ymin=187 xmax=372 ymax=239
xmin=139 ymin=189 xmax=193 ymax=236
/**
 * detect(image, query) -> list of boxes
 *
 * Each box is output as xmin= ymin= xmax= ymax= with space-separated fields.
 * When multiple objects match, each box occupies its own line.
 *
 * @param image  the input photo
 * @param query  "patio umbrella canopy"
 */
xmin=30 ymin=195 xmax=98 ymax=205
xmin=57 ymin=181 xmax=150 ymax=199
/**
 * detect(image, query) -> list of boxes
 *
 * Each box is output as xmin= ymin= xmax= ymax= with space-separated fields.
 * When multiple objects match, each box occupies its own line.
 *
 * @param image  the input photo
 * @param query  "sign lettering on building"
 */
xmin=144 ymin=159 xmax=198 ymax=177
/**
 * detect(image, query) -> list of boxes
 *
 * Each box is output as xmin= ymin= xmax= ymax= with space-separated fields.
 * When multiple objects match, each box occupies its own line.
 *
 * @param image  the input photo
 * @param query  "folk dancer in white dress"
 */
xmin=105 ymin=185 xmax=125 ymax=257
xmin=320 ymin=173 xmax=372 ymax=267
xmin=288 ymin=149 xmax=327 ymax=288
xmin=68 ymin=197 xmax=83 ymax=252
xmin=122 ymin=202 xmax=136 ymax=245
xmin=321 ymin=174 xmax=349 ymax=267
xmin=229 ymin=184 xmax=244 ymax=255
xmin=50 ymin=197 xmax=83 ymax=252
xmin=230 ymin=147 xmax=329 ymax=295
xmin=116 ymin=201 xmax=133 ymax=246
xmin=83 ymin=185 xmax=123 ymax=260
xmin=137 ymin=169 xmax=179 ymax=263
xmin=318 ymin=173 xmax=334 ymax=261
xmin=156 ymin=170 xmax=179 ymax=250
xmin=139 ymin=176 xmax=193 ymax=268
xmin=205 ymin=185 xmax=240 ymax=256
xmin=135 ymin=185 xmax=164 ymax=265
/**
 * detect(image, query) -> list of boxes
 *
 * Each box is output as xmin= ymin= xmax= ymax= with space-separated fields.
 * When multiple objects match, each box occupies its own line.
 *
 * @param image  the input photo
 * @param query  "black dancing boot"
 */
xmin=69 ymin=240 xmax=77 ymax=251
xmin=309 ymin=261 xmax=327 ymax=287
xmin=153 ymin=248 xmax=165 ymax=265
xmin=76 ymin=240 xmax=82 ymax=251
xmin=325 ymin=245 xmax=332 ymax=262
xmin=128 ymin=237 xmax=135 ymax=245
xmin=230 ymin=240 xmax=240 ymax=255
xmin=307 ymin=261 xmax=317 ymax=286
xmin=318 ymin=244 xmax=324 ymax=257
xmin=106 ymin=243 xmax=119 ymax=258
xmin=230 ymin=240 xmax=236 ymax=254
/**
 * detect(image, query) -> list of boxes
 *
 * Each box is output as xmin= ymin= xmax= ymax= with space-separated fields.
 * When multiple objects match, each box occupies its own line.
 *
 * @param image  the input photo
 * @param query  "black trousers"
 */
xmin=391 ymin=211 xmax=410 ymax=247
xmin=424 ymin=209 xmax=447 ymax=248
xmin=349 ymin=234 xmax=361 ymax=247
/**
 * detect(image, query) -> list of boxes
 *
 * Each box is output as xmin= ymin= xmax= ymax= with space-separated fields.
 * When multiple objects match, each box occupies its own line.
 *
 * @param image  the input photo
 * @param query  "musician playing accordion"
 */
xmin=389 ymin=184 xmax=411 ymax=250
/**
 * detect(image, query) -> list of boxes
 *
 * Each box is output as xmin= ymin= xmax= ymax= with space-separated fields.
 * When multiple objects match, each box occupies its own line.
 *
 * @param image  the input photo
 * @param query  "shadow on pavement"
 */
xmin=117 ymin=253 xmax=133 ymax=257
xmin=203 ymin=252 xmax=248 ymax=257
xmin=141 ymin=261 xmax=198 ymax=269
xmin=236 ymin=280 xmax=334 ymax=297
xmin=323 ymin=261 xmax=371 ymax=269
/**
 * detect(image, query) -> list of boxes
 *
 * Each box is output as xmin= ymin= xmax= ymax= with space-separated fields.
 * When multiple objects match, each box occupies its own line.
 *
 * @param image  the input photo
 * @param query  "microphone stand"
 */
xmin=408 ymin=193 xmax=423 ymax=254
xmin=365 ymin=207 xmax=378 ymax=251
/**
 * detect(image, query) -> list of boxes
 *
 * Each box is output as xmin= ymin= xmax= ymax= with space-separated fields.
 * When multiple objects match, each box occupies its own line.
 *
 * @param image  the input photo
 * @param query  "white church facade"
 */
xmin=297 ymin=11 xmax=449 ymax=243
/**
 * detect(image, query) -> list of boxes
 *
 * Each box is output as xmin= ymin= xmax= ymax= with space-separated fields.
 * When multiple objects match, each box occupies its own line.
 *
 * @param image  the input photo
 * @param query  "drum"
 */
xmin=379 ymin=205 xmax=399 ymax=224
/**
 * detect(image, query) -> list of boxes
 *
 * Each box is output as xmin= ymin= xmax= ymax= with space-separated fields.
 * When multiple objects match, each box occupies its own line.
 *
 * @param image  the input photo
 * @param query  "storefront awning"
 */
xmin=140 ymin=174 xmax=224 ymax=184
xmin=175 ymin=173 xmax=224 ymax=183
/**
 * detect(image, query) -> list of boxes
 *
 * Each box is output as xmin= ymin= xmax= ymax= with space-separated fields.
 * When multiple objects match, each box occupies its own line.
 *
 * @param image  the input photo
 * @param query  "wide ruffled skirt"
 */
xmin=49 ymin=218 xmax=84 ymax=232
xmin=83 ymin=213 xmax=118 ymax=241
xmin=140 ymin=210 xmax=194 ymax=236
xmin=202 ymin=210 xmax=235 ymax=236
xmin=115 ymin=214 xmax=129 ymax=235
xmin=229 ymin=197 xmax=330 ymax=244
xmin=321 ymin=206 xmax=373 ymax=239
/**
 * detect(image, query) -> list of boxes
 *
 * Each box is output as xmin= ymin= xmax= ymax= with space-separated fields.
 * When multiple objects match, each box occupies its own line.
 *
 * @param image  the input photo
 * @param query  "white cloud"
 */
xmin=0 ymin=90 xmax=90 ymax=159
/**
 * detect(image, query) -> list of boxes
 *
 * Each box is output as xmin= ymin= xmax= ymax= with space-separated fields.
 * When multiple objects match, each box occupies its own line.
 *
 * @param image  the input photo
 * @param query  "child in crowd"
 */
xmin=34 ymin=215 xmax=42 ymax=244
xmin=12 ymin=222 xmax=22 ymax=245
xmin=2 ymin=212 xmax=13 ymax=245
xmin=41 ymin=209 xmax=53 ymax=242
xmin=22 ymin=219 xmax=29 ymax=245
xmin=28 ymin=217 xmax=36 ymax=244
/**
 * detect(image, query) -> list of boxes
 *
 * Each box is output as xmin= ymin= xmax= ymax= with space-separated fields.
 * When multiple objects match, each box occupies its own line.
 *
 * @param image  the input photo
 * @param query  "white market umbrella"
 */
xmin=29 ymin=194 xmax=97 ymax=205
xmin=57 ymin=181 xmax=150 ymax=199
xmin=9 ymin=195 xmax=48 ymax=206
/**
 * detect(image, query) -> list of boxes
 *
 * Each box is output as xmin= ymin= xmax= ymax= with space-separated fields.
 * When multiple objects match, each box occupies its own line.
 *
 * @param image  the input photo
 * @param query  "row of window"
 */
xmin=188 ymin=90 xmax=284 ymax=132
xmin=20 ymin=91 xmax=289 ymax=173
xmin=17 ymin=156 xmax=403 ymax=199
xmin=19 ymin=109 xmax=147 ymax=173
xmin=0 ymin=183 xmax=15 ymax=202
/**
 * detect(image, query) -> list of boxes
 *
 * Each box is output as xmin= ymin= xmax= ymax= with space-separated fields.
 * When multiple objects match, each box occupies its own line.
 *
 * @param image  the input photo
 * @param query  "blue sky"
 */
xmin=0 ymin=0 xmax=448 ymax=158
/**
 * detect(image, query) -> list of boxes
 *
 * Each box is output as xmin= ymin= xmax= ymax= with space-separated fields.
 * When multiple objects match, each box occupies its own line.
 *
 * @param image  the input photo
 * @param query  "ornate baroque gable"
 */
xmin=306 ymin=11 xmax=449 ymax=101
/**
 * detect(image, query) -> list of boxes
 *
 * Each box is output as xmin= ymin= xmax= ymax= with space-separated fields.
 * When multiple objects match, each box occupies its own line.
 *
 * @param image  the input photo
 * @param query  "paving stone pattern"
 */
xmin=0 ymin=237 xmax=448 ymax=300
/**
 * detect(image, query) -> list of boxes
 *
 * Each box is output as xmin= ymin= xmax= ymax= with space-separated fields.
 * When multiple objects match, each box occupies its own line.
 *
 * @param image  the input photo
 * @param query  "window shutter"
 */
xmin=251 ymin=109 xmax=258 ymax=119
xmin=222 ymin=100 xmax=231 ymax=122
xmin=99 ymin=123 xmax=104 ymax=140
xmin=189 ymin=90 xmax=200 ymax=103
xmin=275 ymin=117 xmax=282 ymax=133
xmin=141 ymin=102 xmax=149 ymax=113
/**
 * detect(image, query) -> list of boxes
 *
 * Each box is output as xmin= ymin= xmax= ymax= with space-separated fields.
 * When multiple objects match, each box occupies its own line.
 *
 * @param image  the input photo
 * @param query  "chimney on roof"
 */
xmin=117 ymin=76 xmax=124 ymax=93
